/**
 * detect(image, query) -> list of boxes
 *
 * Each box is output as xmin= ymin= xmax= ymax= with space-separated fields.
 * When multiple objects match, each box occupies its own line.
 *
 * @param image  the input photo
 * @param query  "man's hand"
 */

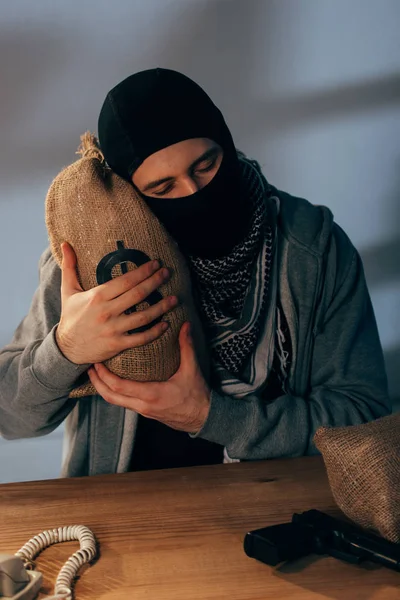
xmin=88 ymin=322 xmax=211 ymax=433
xmin=56 ymin=242 xmax=177 ymax=365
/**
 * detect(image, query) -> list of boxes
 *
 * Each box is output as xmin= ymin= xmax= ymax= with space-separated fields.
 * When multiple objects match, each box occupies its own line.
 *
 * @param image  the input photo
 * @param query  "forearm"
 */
xmin=0 ymin=326 xmax=87 ymax=439
xmin=194 ymin=384 xmax=390 ymax=460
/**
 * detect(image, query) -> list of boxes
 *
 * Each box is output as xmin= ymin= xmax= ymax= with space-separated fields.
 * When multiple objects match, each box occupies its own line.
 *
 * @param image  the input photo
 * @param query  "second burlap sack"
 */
xmin=45 ymin=132 xmax=208 ymax=398
xmin=314 ymin=412 xmax=400 ymax=543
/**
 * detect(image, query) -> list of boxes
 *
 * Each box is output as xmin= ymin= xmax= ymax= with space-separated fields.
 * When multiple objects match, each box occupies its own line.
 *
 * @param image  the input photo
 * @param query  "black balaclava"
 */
xmin=98 ymin=68 xmax=249 ymax=258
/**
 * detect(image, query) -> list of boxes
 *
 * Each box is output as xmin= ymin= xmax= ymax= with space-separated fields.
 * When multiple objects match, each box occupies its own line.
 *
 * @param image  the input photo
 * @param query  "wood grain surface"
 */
xmin=0 ymin=456 xmax=398 ymax=599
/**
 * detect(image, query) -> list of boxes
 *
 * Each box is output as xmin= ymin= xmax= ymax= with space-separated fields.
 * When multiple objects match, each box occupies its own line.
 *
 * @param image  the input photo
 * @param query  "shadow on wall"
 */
xmin=0 ymin=0 xmax=268 ymax=182
xmin=1 ymin=0 xmax=399 ymax=178
xmin=0 ymin=28 xmax=74 ymax=182
xmin=237 ymin=71 xmax=400 ymax=141
xmin=154 ymin=1 xmax=400 ymax=140
xmin=359 ymin=173 xmax=400 ymax=410
xmin=360 ymin=161 xmax=400 ymax=286
xmin=361 ymin=237 xmax=400 ymax=289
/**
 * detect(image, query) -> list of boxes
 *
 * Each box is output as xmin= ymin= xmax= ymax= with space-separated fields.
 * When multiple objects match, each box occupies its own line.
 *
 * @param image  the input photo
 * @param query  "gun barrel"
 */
xmin=294 ymin=510 xmax=400 ymax=573
xmin=346 ymin=532 xmax=400 ymax=572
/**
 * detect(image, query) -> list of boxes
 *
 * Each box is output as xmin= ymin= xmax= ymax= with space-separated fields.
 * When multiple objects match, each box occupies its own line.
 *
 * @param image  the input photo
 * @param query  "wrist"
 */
xmin=202 ymin=391 xmax=211 ymax=423
xmin=55 ymin=325 xmax=79 ymax=365
xmin=192 ymin=389 xmax=211 ymax=434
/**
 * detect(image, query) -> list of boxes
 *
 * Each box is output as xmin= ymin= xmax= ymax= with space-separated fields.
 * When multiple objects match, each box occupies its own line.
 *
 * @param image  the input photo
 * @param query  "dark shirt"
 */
xmin=130 ymin=303 xmax=292 ymax=472
xmin=129 ymin=417 xmax=224 ymax=471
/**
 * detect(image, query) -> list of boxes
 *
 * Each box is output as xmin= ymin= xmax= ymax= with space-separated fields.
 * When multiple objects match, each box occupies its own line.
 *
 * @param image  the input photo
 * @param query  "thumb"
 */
xmin=177 ymin=322 xmax=197 ymax=374
xmin=60 ymin=242 xmax=83 ymax=295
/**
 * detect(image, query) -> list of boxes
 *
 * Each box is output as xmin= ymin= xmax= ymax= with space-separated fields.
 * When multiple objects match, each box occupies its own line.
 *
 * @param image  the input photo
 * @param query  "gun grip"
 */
xmin=244 ymin=522 xmax=314 ymax=567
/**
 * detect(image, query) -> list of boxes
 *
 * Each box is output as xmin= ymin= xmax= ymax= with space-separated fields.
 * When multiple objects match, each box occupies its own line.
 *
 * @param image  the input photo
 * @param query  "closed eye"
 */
xmin=153 ymin=183 xmax=175 ymax=196
xmin=195 ymin=158 xmax=218 ymax=174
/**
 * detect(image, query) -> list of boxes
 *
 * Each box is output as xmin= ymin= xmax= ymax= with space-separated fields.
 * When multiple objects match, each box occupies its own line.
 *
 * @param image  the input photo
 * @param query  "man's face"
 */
xmin=132 ymin=138 xmax=223 ymax=199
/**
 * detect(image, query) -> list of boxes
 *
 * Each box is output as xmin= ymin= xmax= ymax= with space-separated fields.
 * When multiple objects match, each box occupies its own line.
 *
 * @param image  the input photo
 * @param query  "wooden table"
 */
xmin=0 ymin=456 xmax=398 ymax=599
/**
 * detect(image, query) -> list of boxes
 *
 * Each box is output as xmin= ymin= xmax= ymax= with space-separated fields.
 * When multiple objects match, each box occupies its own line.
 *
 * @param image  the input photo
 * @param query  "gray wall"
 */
xmin=0 ymin=0 xmax=399 ymax=482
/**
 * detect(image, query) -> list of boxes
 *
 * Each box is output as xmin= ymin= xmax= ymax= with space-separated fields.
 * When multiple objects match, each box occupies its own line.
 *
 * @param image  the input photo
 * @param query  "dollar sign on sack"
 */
xmin=96 ymin=241 xmax=163 ymax=334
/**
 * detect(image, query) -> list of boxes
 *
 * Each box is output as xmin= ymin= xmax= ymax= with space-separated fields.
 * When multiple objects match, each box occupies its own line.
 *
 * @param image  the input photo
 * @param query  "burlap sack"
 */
xmin=45 ymin=132 xmax=208 ymax=398
xmin=314 ymin=412 xmax=400 ymax=543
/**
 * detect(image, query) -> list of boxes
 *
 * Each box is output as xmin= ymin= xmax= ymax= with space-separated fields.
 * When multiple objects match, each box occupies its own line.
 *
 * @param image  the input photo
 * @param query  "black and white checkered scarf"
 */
xmin=188 ymin=154 xmax=277 ymax=391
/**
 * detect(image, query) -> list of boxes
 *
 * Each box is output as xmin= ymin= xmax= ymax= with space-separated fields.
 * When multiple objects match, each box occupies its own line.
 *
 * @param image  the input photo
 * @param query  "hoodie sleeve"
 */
xmin=192 ymin=226 xmax=391 ymax=459
xmin=0 ymin=248 xmax=89 ymax=440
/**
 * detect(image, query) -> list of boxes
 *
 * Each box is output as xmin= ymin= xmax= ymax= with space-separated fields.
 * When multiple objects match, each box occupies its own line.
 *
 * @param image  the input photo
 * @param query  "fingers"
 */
xmin=116 ymin=295 xmax=178 ymax=334
xmin=88 ymin=365 xmax=152 ymax=413
xmin=99 ymin=260 xmax=166 ymax=302
xmin=60 ymin=242 xmax=83 ymax=294
xmin=91 ymin=363 xmax=159 ymax=403
xmin=110 ymin=266 xmax=170 ymax=313
xmin=119 ymin=319 xmax=170 ymax=351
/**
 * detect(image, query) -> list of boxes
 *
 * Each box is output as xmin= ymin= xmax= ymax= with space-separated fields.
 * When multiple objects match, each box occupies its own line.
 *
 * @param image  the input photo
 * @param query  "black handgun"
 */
xmin=244 ymin=509 xmax=400 ymax=572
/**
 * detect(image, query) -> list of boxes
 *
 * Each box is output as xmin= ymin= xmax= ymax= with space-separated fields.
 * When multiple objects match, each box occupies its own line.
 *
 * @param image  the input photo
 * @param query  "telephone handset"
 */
xmin=0 ymin=525 xmax=97 ymax=600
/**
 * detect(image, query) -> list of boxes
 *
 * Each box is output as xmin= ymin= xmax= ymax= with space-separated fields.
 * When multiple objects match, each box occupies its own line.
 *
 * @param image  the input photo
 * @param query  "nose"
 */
xmin=182 ymin=176 xmax=201 ymax=196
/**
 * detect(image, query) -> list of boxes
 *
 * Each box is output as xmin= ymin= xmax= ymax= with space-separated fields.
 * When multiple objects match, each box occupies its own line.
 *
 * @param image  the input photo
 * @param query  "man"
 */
xmin=0 ymin=69 xmax=390 ymax=477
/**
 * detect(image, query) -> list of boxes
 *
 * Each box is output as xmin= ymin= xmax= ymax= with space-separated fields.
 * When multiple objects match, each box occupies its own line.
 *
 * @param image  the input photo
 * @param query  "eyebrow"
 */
xmin=142 ymin=146 xmax=220 ymax=192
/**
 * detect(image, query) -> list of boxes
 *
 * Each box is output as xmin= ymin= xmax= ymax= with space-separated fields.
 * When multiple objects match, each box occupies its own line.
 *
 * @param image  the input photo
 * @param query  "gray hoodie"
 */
xmin=0 ymin=189 xmax=390 ymax=477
